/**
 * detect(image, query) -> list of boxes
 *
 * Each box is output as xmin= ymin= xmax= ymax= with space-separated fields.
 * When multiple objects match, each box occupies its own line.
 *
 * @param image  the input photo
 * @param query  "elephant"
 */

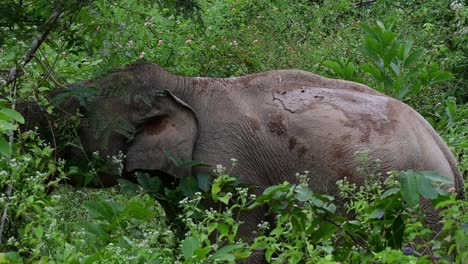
xmin=20 ymin=61 xmax=465 ymax=244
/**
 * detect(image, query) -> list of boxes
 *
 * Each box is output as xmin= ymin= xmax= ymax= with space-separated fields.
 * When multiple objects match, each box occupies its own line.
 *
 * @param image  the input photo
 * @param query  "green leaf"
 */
xmin=197 ymin=172 xmax=211 ymax=192
xmin=368 ymin=208 xmax=385 ymax=219
xmin=429 ymin=71 xmax=453 ymax=85
xmin=0 ymin=252 xmax=22 ymax=263
xmin=117 ymin=178 xmax=140 ymax=195
xmin=344 ymin=61 xmax=355 ymax=80
xmin=136 ymin=173 xmax=162 ymax=193
xmin=123 ymin=199 xmax=155 ymax=221
xmin=179 ymin=159 xmax=210 ymax=168
xmin=388 ymin=215 xmax=405 ymax=249
xmin=311 ymin=221 xmax=338 ymax=243
xmin=400 ymin=170 xmax=420 ymax=207
xmin=182 ymin=236 xmax=201 ymax=259
xmin=83 ymin=199 xmax=123 ymax=222
xmin=212 ymin=244 xmax=245 ymax=260
xmin=364 ymin=38 xmax=382 ymax=57
xmin=180 ymin=176 xmax=199 ymax=198
xmin=381 ymin=31 xmax=396 ymax=48
xmin=0 ymin=120 xmax=17 ymax=132
xmin=218 ymin=194 xmax=231 ymax=205
xmin=0 ymin=108 xmax=25 ymax=124
xmin=418 ymin=174 xmax=438 ymax=200
xmin=217 ymin=222 xmax=229 ymax=237
xmin=323 ymin=60 xmax=344 ymax=77
xmin=82 ymin=223 xmax=109 ymax=241
xmin=360 ymin=23 xmax=379 ymax=40
xmin=164 ymin=150 xmax=182 ymax=167
xmin=420 ymin=171 xmax=453 ymax=184
xmin=295 ymin=186 xmax=314 ymax=202
xmin=381 ymin=187 xmax=400 ymax=198
xmin=0 ymin=136 xmax=11 ymax=157
xmin=361 ymin=64 xmax=383 ymax=81
xmin=194 ymin=247 xmax=211 ymax=259
xmin=404 ymin=49 xmax=423 ymax=67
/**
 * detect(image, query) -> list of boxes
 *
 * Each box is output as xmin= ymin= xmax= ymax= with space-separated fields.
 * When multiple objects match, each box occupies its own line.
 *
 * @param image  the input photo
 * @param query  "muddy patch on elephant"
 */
xmin=246 ymin=116 xmax=261 ymax=132
xmin=267 ymin=113 xmax=287 ymax=136
xmin=288 ymin=136 xmax=298 ymax=150
xmin=288 ymin=136 xmax=308 ymax=158
xmin=297 ymin=145 xmax=308 ymax=158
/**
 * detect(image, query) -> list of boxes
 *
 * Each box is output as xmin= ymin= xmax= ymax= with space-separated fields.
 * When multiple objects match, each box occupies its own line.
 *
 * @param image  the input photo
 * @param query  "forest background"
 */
xmin=0 ymin=0 xmax=466 ymax=263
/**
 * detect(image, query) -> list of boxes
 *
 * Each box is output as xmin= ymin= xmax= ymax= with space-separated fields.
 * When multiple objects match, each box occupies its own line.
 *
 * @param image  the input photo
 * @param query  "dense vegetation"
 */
xmin=0 ymin=0 xmax=467 ymax=263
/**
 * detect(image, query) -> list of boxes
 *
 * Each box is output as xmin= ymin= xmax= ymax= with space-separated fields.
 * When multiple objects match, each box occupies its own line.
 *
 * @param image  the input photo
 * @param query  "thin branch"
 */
xmin=6 ymin=5 xmax=64 ymax=84
xmin=354 ymin=0 xmax=376 ymax=8
xmin=0 ymin=76 xmax=17 ymax=245
xmin=0 ymin=184 xmax=13 ymax=245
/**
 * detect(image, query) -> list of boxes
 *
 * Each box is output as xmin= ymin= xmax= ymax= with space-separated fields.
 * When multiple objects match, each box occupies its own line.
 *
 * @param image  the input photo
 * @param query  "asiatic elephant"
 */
xmin=21 ymin=61 xmax=465 ymax=232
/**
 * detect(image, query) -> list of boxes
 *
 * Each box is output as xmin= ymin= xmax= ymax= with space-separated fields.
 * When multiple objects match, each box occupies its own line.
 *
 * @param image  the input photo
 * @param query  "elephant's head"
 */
xmin=33 ymin=63 xmax=199 ymax=186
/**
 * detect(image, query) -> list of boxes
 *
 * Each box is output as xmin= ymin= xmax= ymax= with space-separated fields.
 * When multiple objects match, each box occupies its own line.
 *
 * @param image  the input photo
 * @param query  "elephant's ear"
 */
xmin=125 ymin=91 xmax=198 ymax=178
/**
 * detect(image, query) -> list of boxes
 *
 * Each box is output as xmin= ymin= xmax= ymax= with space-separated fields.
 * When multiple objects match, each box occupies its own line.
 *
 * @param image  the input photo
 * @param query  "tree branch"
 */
xmin=6 ymin=6 xmax=64 ymax=84
xmin=354 ymin=0 xmax=376 ymax=8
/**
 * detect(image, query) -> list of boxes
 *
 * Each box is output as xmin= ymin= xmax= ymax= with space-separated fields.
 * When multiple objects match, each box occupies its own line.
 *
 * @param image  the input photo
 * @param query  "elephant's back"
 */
xmin=265 ymin=87 xmax=456 ymax=189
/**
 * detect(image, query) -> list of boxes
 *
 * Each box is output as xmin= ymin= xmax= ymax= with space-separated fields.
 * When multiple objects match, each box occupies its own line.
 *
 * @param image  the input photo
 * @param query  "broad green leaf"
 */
xmin=217 ymin=222 xmax=229 ymax=237
xmin=82 ymin=223 xmax=109 ymax=241
xmin=194 ymin=247 xmax=211 ymax=259
xmin=180 ymin=176 xmax=199 ymax=198
xmin=344 ymin=61 xmax=355 ymax=80
xmin=389 ymin=61 xmax=401 ymax=76
xmin=0 ymin=137 xmax=11 ymax=157
xmin=0 ymin=252 xmax=22 ymax=263
xmin=364 ymin=38 xmax=382 ymax=56
xmin=0 ymin=108 xmax=25 ymax=124
xmin=446 ymin=98 xmax=456 ymax=121
xmin=197 ymin=172 xmax=211 ymax=192
xmin=376 ymin=21 xmax=386 ymax=31
xmin=123 ymin=199 xmax=155 ymax=220
xmin=164 ymin=150 xmax=182 ymax=167
xmin=388 ymin=215 xmax=405 ymax=249
xmin=360 ymin=23 xmax=380 ymax=40
xmin=368 ymin=208 xmax=385 ymax=219
xmin=429 ymin=71 xmax=453 ymax=85
xmin=311 ymin=221 xmax=338 ymax=243
xmin=323 ymin=60 xmax=344 ymax=77
xmin=83 ymin=199 xmax=122 ymax=222
xmin=295 ymin=186 xmax=314 ymax=202
xmin=418 ymin=174 xmax=439 ymax=200
xmin=381 ymin=31 xmax=396 ymax=48
xmin=212 ymin=244 xmax=245 ymax=260
xmin=404 ymin=49 xmax=423 ymax=67
xmin=383 ymin=46 xmax=398 ymax=67
xmin=136 ymin=173 xmax=162 ymax=193
xmin=0 ymin=120 xmax=17 ymax=132
xmin=218 ymin=194 xmax=231 ymax=205
xmin=211 ymin=180 xmax=221 ymax=200
xmin=420 ymin=171 xmax=453 ymax=184
xmin=381 ymin=187 xmax=400 ymax=198
xmin=400 ymin=170 xmax=420 ymax=207
xmin=179 ymin=159 xmax=210 ymax=168
xmin=117 ymin=178 xmax=140 ymax=195
xmin=361 ymin=64 xmax=383 ymax=81
xmin=182 ymin=236 xmax=201 ymax=259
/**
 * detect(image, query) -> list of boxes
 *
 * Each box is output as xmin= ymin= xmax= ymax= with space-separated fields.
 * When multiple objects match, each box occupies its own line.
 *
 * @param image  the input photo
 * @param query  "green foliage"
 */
xmin=0 ymin=129 xmax=66 ymax=258
xmin=0 ymin=104 xmax=24 ymax=157
xmin=1 ymin=0 xmax=467 ymax=263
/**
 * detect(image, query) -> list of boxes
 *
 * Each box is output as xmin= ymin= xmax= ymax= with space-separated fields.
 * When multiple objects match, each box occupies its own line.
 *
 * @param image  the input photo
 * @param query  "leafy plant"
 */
xmin=358 ymin=21 xmax=452 ymax=100
xmin=323 ymin=58 xmax=362 ymax=83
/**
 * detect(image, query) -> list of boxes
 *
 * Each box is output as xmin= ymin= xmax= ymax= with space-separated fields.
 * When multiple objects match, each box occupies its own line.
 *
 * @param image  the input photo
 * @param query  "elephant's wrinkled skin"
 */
xmin=23 ymin=62 xmax=465 ymax=236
